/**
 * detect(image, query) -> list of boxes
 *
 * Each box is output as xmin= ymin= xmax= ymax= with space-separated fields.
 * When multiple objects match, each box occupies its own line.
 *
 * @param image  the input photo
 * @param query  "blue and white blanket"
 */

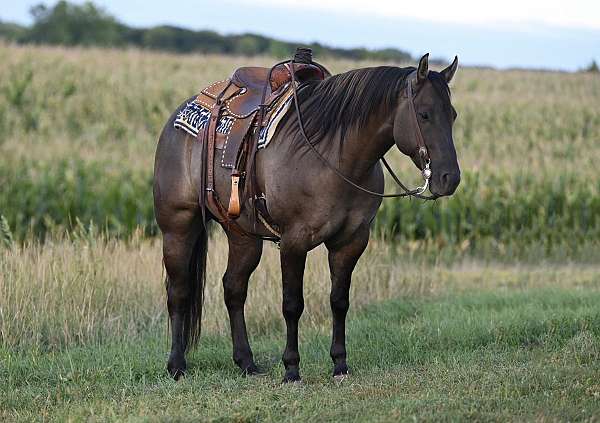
xmin=174 ymin=90 xmax=293 ymax=149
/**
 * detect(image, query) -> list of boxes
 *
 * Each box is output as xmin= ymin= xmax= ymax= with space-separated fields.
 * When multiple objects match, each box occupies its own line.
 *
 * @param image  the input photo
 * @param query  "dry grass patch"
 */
xmin=2 ymin=232 xmax=599 ymax=350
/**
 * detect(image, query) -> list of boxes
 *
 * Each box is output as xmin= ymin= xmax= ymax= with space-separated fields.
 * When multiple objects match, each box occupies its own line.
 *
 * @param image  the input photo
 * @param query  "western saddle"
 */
xmin=193 ymin=48 xmax=329 ymax=232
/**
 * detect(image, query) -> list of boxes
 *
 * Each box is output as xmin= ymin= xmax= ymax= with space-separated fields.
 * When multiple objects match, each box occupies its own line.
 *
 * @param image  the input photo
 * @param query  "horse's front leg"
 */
xmin=279 ymin=245 xmax=307 ymax=382
xmin=223 ymin=232 xmax=263 ymax=375
xmin=326 ymin=226 xmax=370 ymax=378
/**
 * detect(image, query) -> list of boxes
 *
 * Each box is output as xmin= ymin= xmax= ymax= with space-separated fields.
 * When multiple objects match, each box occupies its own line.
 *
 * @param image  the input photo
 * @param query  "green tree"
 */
xmin=5 ymin=1 xmax=414 ymax=62
xmin=585 ymin=60 xmax=599 ymax=73
xmin=0 ymin=21 xmax=28 ymax=42
xmin=234 ymin=35 xmax=261 ymax=56
xmin=268 ymin=40 xmax=293 ymax=59
xmin=27 ymin=1 xmax=123 ymax=46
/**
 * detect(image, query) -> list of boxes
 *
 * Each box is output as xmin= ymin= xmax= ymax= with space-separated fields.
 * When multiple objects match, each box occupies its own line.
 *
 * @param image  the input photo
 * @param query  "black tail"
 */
xmin=187 ymin=226 xmax=208 ymax=349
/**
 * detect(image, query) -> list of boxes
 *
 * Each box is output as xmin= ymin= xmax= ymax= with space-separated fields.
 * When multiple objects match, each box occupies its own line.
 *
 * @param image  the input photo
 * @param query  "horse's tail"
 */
xmin=164 ymin=225 xmax=209 ymax=351
xmin=187 ymin=225 xmax=208 ymax=349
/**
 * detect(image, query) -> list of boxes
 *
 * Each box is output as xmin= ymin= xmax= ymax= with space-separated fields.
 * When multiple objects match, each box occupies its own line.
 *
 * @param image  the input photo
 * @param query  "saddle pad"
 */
xmin=174 ymin=100 xmax=252 ymax=169
xmin=257 ymin=88 xmax=294 ymax=149
xmin=174 ymin=101 xmax=234 ymax=138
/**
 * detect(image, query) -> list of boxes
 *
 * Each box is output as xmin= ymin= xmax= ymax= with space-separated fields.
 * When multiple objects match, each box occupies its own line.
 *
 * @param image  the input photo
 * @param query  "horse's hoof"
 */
xmin=282 ymin=371 xmax=301 ymax=384
xmin=167 ymin=366 xmax=186 ymax=380
xmin=333 ymin=363 xmax=349 ymax=377
xmin=167 ymin=356 xmax=187 ymax=380
xmin=242 ymin=363 xmax=266 ymax=377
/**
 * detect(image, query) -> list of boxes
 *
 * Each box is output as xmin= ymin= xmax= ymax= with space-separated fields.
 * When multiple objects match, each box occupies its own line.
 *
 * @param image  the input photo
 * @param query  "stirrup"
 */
xmin=227 ymin=172 xmax=241 ymax=218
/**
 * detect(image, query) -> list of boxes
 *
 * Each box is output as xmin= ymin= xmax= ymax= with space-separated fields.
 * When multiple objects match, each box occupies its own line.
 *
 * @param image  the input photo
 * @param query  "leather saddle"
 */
xmin=194 ymin=60 xmax=329 ymax=224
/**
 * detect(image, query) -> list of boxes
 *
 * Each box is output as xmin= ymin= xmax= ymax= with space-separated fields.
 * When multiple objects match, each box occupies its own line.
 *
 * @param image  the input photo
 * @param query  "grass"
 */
xmin=2 ymin=233 xmax=600 ymax=421
xmin=1 ymin=43 xmax=598 ymax=177
xmin=3 ymin=231 xmax=600 ymax=351
xmin=2 ymin=289 xmax=599 ymax=421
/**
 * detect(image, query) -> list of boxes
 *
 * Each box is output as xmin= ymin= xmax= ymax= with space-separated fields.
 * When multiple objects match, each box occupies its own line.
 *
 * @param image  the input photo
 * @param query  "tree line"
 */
xmin=0 ymin=1 xmax=414 ymax=62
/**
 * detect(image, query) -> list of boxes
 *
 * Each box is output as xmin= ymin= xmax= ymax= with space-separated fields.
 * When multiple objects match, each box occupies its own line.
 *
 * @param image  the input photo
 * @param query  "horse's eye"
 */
xmin=419 ymin=112 xmax=430 ymax=121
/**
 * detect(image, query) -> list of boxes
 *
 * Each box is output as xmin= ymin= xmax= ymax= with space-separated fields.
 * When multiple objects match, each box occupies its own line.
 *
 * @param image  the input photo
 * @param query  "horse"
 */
xmin=153 ymin=53 xmax=461 ymax=382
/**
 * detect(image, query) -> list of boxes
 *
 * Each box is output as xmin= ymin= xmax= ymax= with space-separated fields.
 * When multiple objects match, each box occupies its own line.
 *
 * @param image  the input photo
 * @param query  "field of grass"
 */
xmin=1 ymin=43 xmax=600 ymax=421
xmin=3 ymin=293 xmax=600 ymax=421
xmin=2 ymin=234 xmax=600 ymax=421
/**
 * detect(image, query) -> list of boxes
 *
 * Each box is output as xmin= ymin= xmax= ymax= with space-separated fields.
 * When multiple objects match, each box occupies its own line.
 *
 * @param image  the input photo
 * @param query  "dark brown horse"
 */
xmin=153 ymin=53 xmax=460 ymax=381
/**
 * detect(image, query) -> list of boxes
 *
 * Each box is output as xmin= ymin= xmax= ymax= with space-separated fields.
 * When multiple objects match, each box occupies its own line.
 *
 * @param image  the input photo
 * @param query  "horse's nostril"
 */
xmin=441 ymin=173 xmax=449 ymax=185
xmin=441 ymin=172 xmax=460 ymax=193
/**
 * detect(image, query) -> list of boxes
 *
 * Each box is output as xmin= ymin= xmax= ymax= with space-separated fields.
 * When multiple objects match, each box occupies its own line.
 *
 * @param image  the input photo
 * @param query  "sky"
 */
xmin=2 ymin=0 xmax=600 ymax=71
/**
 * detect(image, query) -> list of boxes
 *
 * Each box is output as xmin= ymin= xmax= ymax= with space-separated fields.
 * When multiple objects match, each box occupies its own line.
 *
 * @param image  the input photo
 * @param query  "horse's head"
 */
xmin=393 ymin=54 xmax=460 ymax=198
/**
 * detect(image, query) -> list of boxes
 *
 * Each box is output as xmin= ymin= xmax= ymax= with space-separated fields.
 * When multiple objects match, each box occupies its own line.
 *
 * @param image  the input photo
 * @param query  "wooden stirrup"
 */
xmin=227 ymin=172 xmax=241 ymax=218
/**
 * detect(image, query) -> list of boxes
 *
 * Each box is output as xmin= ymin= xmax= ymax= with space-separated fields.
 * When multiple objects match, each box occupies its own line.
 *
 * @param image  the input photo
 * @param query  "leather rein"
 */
xmin=288 ymin=61 xmax=436 ymax=200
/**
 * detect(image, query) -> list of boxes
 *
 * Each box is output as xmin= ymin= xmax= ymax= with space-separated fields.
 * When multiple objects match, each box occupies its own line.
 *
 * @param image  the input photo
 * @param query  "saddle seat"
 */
xmin=193 ymin=58 xmax=329 ymax=224
xmin=232 ymin=63 xmax=326 ymax=92
xmin=230 ymin=63 xmax=327 ymax=118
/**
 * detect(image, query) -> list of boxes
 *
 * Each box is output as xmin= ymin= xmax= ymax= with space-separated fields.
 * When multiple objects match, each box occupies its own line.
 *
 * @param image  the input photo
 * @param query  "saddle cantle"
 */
xmin=174 ymin=48 xmax=329 ymax=234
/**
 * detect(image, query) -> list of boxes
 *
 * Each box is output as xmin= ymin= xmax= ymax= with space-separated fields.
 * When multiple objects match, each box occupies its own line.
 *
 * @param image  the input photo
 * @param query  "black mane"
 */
xmin=292 ymin=66 xmax=415 ymax=143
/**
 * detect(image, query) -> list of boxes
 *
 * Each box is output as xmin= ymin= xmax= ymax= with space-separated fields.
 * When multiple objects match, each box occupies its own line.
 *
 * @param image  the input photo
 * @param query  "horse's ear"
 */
xmin=441 ymin=55 xmax=459 ymax=83
xmin=417 ymin=53 xmax=429 ymax=83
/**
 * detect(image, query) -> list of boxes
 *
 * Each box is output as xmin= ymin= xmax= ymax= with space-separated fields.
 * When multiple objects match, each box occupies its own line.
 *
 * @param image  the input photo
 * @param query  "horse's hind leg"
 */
xmin=326 ymin=226 xmax=370 ymax=378
xmin=159 ymin=209 xmax=204 ymax=380
xmin=155 ymin=108 xmax=208 ymax=379
xmin=223 ymin=232 xmax=263 ymax=374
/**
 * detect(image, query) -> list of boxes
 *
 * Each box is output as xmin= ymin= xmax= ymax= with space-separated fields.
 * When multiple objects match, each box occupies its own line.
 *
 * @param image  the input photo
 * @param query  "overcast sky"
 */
xmin=3 ymin=0 xmax=600 ymax=70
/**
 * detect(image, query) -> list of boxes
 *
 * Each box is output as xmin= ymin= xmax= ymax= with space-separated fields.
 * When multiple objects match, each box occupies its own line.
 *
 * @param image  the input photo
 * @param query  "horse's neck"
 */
xmin=336 ymin=111 xmax=395 ymax=182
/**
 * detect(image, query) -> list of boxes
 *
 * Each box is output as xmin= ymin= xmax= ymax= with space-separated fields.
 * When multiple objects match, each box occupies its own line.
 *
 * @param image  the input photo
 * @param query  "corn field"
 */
xmin=0 ymin=43 xmax=599 ymax=256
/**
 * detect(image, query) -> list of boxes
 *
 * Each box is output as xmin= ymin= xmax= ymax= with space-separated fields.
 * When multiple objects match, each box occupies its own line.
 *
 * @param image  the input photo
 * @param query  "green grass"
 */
xmin=2 ymin=159 xmax=599 ymax=259
xmin=2 ymin=289 xmax=599 ymax=422
xmin=0 ymin=158 xmax=156 ymax=239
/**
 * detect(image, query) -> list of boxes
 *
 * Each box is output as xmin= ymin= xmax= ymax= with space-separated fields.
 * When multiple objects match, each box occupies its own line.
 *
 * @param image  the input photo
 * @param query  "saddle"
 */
xmin=192 ymin=51 xmax=329 ymax=227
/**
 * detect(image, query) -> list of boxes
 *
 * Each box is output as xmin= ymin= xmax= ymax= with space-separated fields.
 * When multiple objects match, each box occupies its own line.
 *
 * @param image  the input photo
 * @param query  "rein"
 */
xmin=288 ymin=61 xmax=436 ymax=200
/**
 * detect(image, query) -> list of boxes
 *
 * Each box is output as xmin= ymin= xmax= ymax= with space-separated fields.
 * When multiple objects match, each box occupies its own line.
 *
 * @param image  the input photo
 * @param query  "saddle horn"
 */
xmin=293 ymin=47 xmax=313 ymax=64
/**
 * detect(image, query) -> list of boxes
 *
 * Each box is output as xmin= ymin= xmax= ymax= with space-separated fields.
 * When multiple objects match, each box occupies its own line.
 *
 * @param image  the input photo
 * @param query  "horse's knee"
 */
xmin=282 ymin=297 xmax=304 ymax=321
xmin=330 ymin=290 xmax=350 ymax=316
xmin=163 ymin=235 xmax=195 ymax=314
xmin=162 ymin=234 xmax=191 ymax=278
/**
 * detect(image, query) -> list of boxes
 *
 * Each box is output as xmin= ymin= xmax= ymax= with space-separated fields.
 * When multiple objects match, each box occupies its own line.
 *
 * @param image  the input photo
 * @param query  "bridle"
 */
xmin=287 ymin=61 xmax=436 ymax=200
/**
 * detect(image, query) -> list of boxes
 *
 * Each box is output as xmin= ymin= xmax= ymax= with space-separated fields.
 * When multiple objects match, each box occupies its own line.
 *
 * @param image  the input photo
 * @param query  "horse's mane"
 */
xmin=291 ymin=66 xmax=415 ymax=144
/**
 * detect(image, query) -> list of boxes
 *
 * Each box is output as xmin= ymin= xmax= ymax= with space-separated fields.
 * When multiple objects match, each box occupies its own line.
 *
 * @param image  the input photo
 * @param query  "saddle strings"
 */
xmin=288 ymin=61 xmax=436 ymax=200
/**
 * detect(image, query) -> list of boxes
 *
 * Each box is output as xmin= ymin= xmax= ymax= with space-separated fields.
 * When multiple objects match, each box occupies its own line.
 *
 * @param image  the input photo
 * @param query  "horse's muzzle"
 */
xmin=431 ymin=171 xmax=460 ymax=197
